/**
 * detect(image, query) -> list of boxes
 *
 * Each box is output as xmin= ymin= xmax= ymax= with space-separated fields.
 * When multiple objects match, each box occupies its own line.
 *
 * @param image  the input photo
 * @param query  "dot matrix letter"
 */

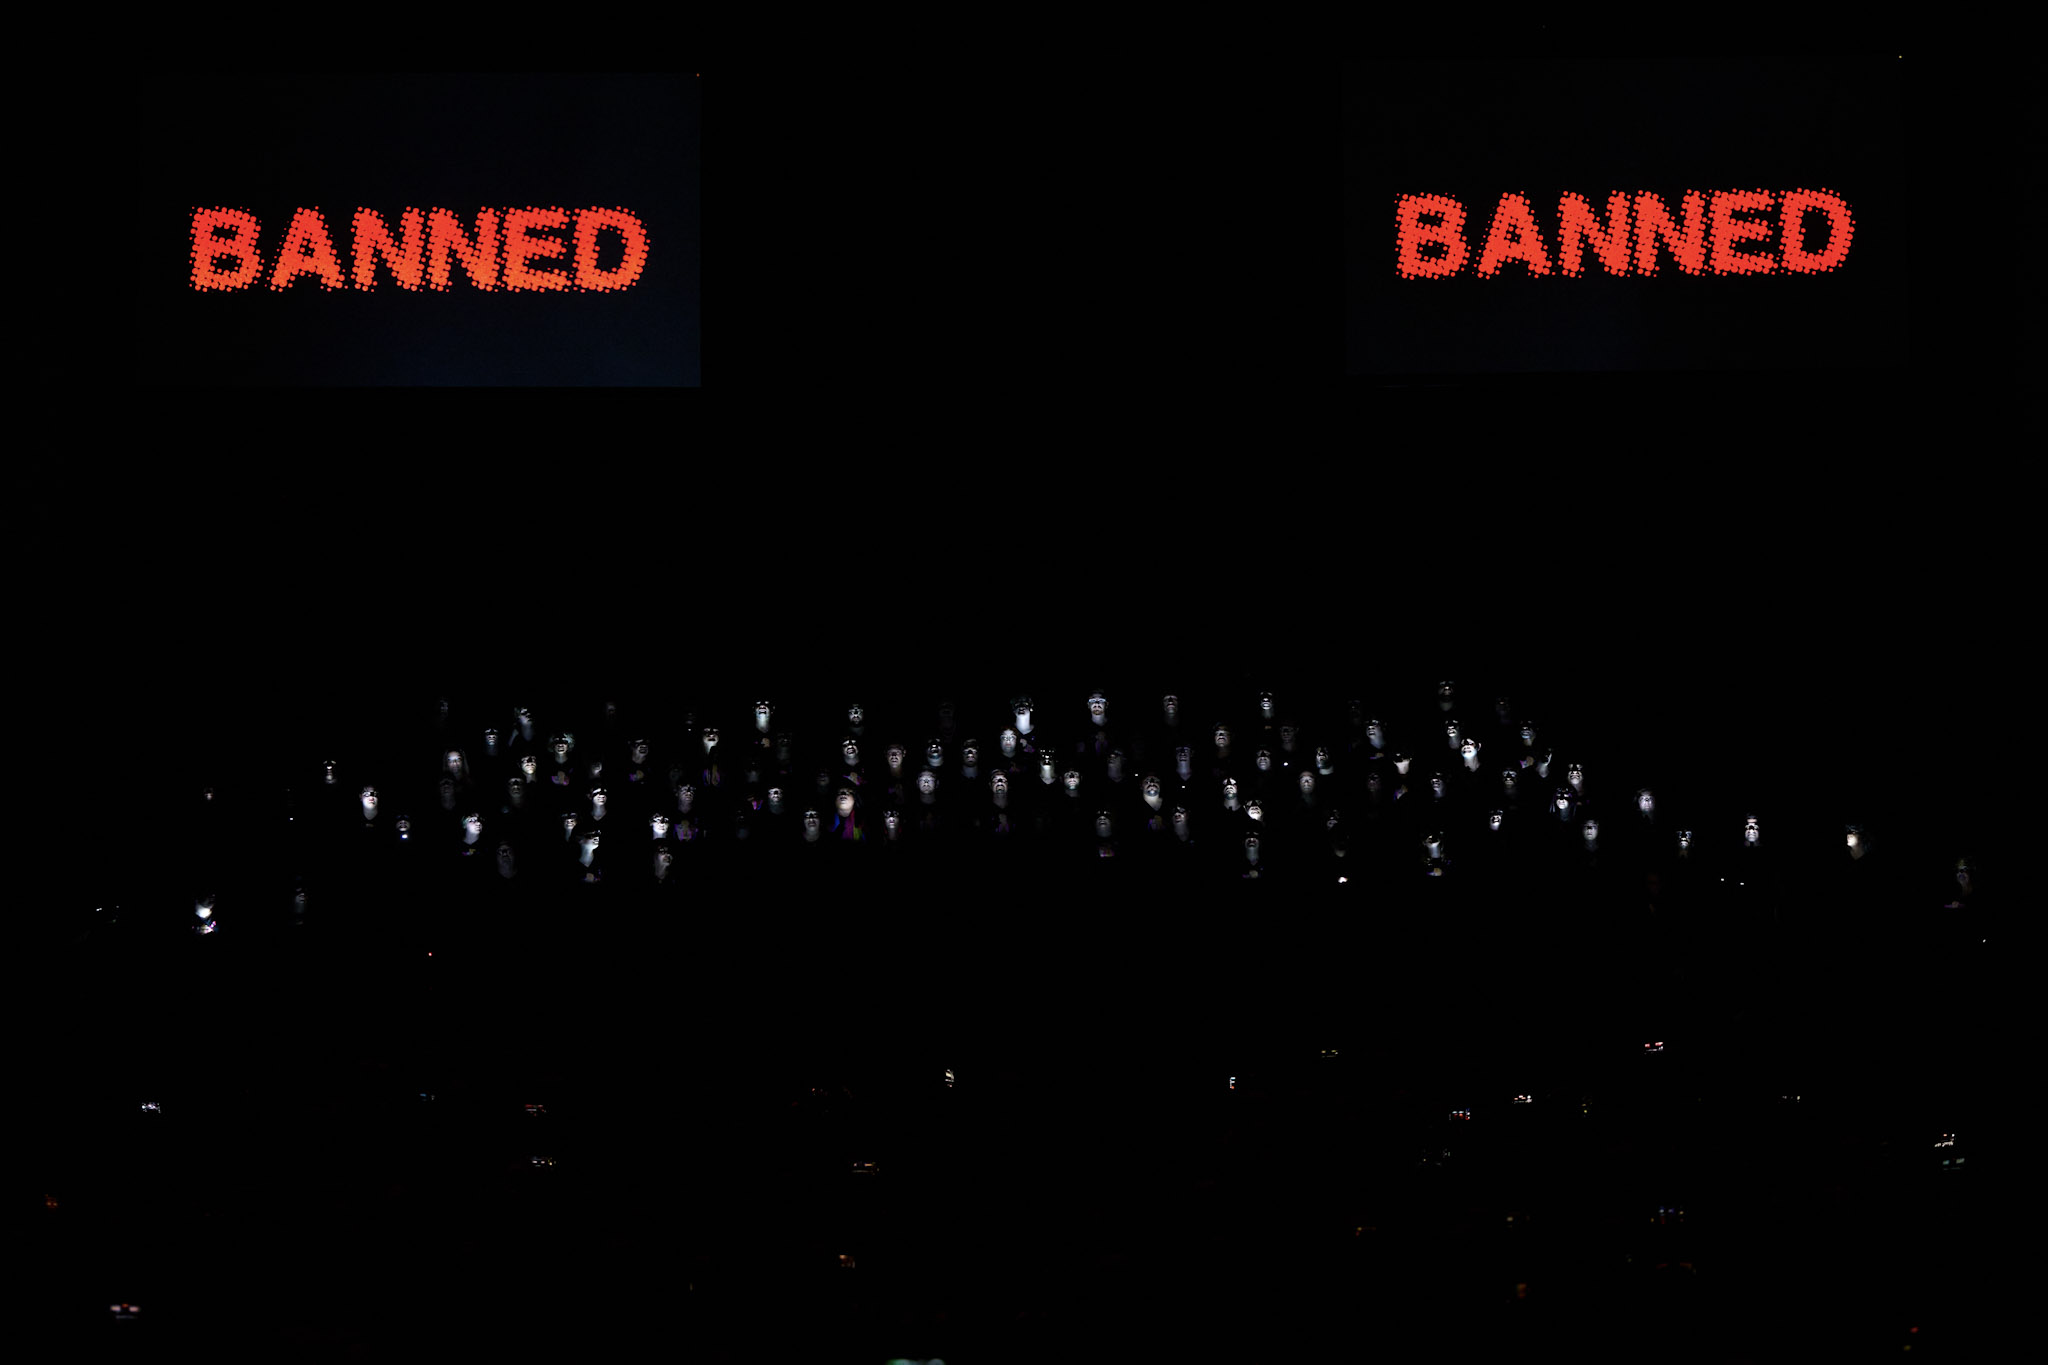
xmin=190 ymin=208 xmax=264 ymax=290
xmin=269 ymin=208 xmax=346 ymax=291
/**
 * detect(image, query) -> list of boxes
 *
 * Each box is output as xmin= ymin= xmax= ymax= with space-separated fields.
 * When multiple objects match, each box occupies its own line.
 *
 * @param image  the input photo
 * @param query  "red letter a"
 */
xmin=1475 ymin=193 xmax=1551 ymax=278
xmin=269 ymin=208 xmax=346 ymax=291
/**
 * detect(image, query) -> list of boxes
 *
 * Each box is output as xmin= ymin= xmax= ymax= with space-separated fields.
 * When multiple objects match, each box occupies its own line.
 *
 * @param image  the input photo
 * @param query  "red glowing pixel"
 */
xmin=1394 ymin=189 xmax=1852 ymax=278
xmin=189 ymin=207 xmax=652 ymax=292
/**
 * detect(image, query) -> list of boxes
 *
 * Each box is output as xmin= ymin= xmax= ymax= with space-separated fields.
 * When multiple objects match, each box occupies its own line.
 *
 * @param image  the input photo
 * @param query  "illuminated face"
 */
xmin=1567 ymin=764 xmax=1583 ymax=790
xmin=1063 ymin=770 xmax=1080 ymax=793
xmin=1162 ymin=695 xmax=1178 ymax=720
xmin=1224 ymin=778 xmax=1238 ymax=799
xmin=483 ymin=728 xmax=500 ymax=754
xmin=963 ymin=744 xmax=980 ymax=767
xmin=1744 ymin=819 xmax=1759 ymax=845
xmin=651 ymin=814 xmax=670 ymax=837
xmin=886 ymin=746 xmax=906 ymax=775
xmin=1040 ymin=756 xmax=1056 ymax=782
xmin=991 ymin=773 xmax=1008 ymax=794
xmin=552 ymin=738 xmax=570 ymax=762
xmin=1430 ymin=776 xmax=1445 ymax=798
xmin=999 ymin=729 xmax=1017 ymax=757
xmin=803 ymin=811 xmax=820 ymax=834
xmin=446 ymin=750 xmax=464 ymax=775
xmin=514 ymin=706 xmax=532 ymax=727
xmin=1460 ymin=740 xmax=1476 ymax=762
xmin=462 ymin=814 xmax=482 ymax=837
xmin=580 ymin=832 xmax=601 ymax=855
xmin=395 ymin=818 xmax=410 ymax=839
xmin=1446 ymin=721 xmax=1460 ymax=747
xmin=591 ymin=789 xmax=607 ymax=809
xmin=1255 ymin=749 xmax=1272 ymax=771
xmin=1845 ymin=829 xmax=1858 ymax=849
xmin=1015 ymin=700 xmax=1033 ymax=732
xmin=1258 ymin=692 xmax=1275 ymax=719
xmin=1366 ymin=721 xmax=1384 ymax=749
xmin=1556 ymin=790 xmax=1571 ymax=811
xmin=755 ymin=702 xmax=772 ymax=731
xmin=767 ymin=787 xmax=784 ymax=813
xmin=884 ymin=810 xmax=899 ymax=833
xmin=847 ymin=704 xmax=863 ymax=727
xmin=361 ymin=787 xmax=378 ymax=813
xmin=1246 ymin=800 xmax=1263 ymax=822
xmin=1638 ymin=790 xmax=1654 ymax=814
xmin=521 ymin=756 xmax=538 ymax=779
xmin=1088 ymin=693 xmax=1106 ymax=723
xmin=701 ymin=728 xmax=718 ymax=752
xmin=1489 ymin=811 xmax=1503 ymax=831
xmin=917 ymin=772 xmax=936 ymax=796
xmin=1173 ymin=808 xmax=1188 ymax=828
xmin=1425 ymin=833 xmax=1443 ymax=857
xmin=1245 ymin=836 xmax=1259 ymax=862
xmin=1175 ymin=746 xmax=1193 ymax=778
xmin=836 ymin=790 xmax=855 ymax=817
xmin=1583 ymin=819 xmax=1599 ymax=842
xmin=1214 ymin=727 xmax=1231 ymax=752
xmin=324 ymin=760 xmax=337 ymax=784
xmin=1143 ymin=777 xmax=1161 ymax=801
xmin=677 ymin=785 xmax=695 ymax=812
xmin=1095 ymin=812 xmax=1112 ymax=838
xmin=655 ymin=848 xmax=672 ymax=871
xmin=1393 ymin=755 xmax=1411 ymax=775
xmin=1299 ymin=772 xmax=1315 ymax=794
xmin=1520 ymin=724 xmax=1536 ymax=746
xmin=1678 ymin=830 xmax=1692 ymax=850
xmin=927 ymin=741 xmax=944 ymax=768
xmin=631 ymin=741 xmax=649 ymax=765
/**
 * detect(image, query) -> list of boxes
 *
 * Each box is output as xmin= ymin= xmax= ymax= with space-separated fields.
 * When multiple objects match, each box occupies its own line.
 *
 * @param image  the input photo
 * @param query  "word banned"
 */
xmin=1394 ymin=190 xmax=1853 ymax=279
xmin=190 ymin=207 xmax=650 ymax=292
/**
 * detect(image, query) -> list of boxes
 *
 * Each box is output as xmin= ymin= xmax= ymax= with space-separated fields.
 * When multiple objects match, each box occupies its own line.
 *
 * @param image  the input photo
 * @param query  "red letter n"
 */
xmin=1632 ymin=191 xmax=1708 ymax=276
xmin=353 ymin=208 xmax=427 ymax=291
xmin=424 ymin=209 xmax=500 ymax=291
xmin=1556 ymin=192 xmax=1633 ymax=277
xmin=1394 ymin=194 xmax=1469 ymax=278
xmin=191 ymin=208 xmax=263 ymax=291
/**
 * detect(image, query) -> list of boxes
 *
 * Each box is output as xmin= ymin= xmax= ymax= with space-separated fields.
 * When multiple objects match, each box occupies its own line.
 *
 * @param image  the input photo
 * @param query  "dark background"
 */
xmin=129 ymin=73 xmax=699 ymax=385
xmin=1347 ymin=58 xmax=1906 ymax=374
